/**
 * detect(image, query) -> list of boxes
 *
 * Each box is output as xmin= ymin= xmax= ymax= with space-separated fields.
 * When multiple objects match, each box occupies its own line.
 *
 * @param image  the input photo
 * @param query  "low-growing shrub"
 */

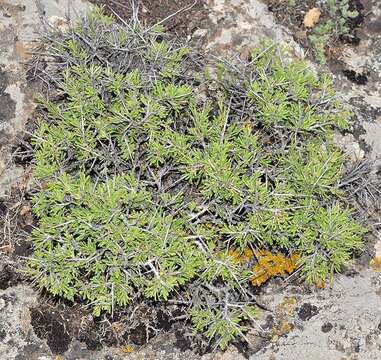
xmin=25 ymin=7 xmax=366 ymax=348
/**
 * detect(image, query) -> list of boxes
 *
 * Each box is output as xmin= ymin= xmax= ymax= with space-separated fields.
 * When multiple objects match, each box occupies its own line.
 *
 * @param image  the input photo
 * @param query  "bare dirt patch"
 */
xmin=88 ymin=0 xmax=209 ymax=36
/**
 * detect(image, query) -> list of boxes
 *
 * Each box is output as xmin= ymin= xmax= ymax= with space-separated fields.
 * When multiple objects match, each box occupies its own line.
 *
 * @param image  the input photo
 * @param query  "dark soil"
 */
xmin=30 ymin=303 xmax=110 ymax=354
xmin=0 ymin=200 xmax=6 ymax=215
xmin=174 ymin=329 xmax=194 ymax=352
xmin=0 ymin=191 xmax=35 ymax=254
xmin=0 ymin=265 xmax=21 ymax=290
xmin=28 ymin=298 xmax=199 ymax=356
xmin=30 ymin=306 xmax=72 ymax=354
xmin=342 ymin=69 xmax=369 ymax=85
xmin=88 ymin=0 xmax=209 ymax=36
xmin=0 ymin=68 xmax=16 ymax=127
xmin=13 ymin=239 xmax=33 ymax=257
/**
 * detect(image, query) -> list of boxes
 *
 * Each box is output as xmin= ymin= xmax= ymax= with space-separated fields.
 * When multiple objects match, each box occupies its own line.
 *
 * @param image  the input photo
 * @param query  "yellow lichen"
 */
xmin=369 ymin=256 xmax=381 ymax=271
xmin=228 ymin=249 xmax=242 ymax=264
xmin=271 ymin=321 xmax=294 ymax=342
xmin=314 ymin=279 xmax=326 ymax=289
xmin=121 ymin=345 xmax=134 ymax=353
xmin=226 ymin=248 xmax=299 ymax=286
xmin=242 ymin=248 xmax=255 ymax=261
xmin=270 ymin=296 xmax=298 ymax=342
xmin=251 ymin=251 xmax=300 ymax=286
xmin=227 ymin=248 xmax=255 ymax=264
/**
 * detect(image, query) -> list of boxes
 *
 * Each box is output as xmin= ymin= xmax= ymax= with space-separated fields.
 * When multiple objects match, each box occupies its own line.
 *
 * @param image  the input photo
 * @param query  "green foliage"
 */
xmin=280 ymin=142 xmax=344 ymax=198
xmin=191 ymin=305 xmax=259 ymax=349
xmin=26 ymin=8 xmax=365 ymax=349
xmin=309 ymin=22 xmax=334 ymax=64
xmin=297 ymin=203 xmax=365 ymax=283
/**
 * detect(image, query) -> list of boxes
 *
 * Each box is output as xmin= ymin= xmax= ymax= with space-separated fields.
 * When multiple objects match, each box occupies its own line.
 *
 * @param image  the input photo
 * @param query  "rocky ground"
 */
xmin=0 ymin=0 xmax=380 ymax=359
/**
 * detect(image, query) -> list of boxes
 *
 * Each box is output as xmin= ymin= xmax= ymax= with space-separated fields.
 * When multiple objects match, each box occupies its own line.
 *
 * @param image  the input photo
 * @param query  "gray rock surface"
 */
xmin=254 ymin=271 xmax=381 ymax=360
xmin=0 ymin=284 xmax=50 ymax=359
xmin=0 ymin=0 xmax=89 ymax=197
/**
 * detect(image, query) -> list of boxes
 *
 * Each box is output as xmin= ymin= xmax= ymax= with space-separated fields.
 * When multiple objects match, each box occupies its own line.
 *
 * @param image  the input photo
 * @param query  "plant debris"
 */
xmin=303 ymin=8 xmax=321 ymax=28
xmin=266 ymin=0 xmax=364 ymax=64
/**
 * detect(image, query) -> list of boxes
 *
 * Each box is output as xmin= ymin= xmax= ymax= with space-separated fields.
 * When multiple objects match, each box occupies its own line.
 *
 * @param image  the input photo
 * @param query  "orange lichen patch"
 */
xmin=225 ymin=247 xmax=254 ymax=262
xmin=227 ymin=248 xmax=255 ymax=264
xmin=121 ymin=345 xmax=134 ymax=353
xmin=243 ymin=248 xmax=255 ymax=261
xmin=251 ymin=251 xmax=300 ymax=286
xmin=369 ymin=257 xmax=381 ymax=271
xmin=228 ymin=249 xmax=242 ymax=264
xmin=279 ymin=321 xmax=292 ymax=333
xmin=226 ymin=249 xmax=300 ymax=286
